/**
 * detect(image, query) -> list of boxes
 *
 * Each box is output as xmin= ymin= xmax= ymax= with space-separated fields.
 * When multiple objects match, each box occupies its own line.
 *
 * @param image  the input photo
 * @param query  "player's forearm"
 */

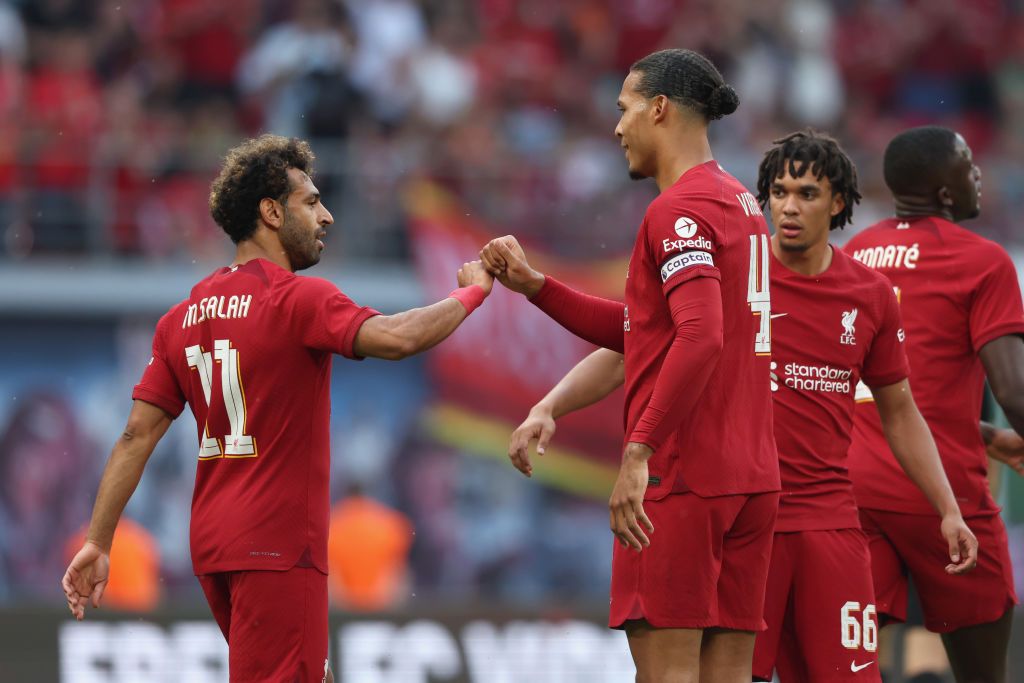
xmin=530 ymin=276 xmax=625 ymax=353
xmin=980 ymin=336 xmax=1024 ymax=436
xmin=992 ymin=390 xmax=1024 ymax=438
xmin=980 ymin=420 xmax=998 ymax=446
xmin=357 ymin=297 xmax=475 ymax=360
xmin=87 ymin=434 xmax=160 ymax=551
xmin=881 ymin=400 xmax=961 ymax=518
xmin=536 ymin=349 xmax=625 ymax=420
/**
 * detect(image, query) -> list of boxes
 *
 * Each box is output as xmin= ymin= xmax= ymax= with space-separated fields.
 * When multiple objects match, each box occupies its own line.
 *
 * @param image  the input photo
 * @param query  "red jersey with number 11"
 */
xmin=623 ymin=160 xmax=779 ymax=499
xmin=132 ymin=258 xmax=379 ymax=575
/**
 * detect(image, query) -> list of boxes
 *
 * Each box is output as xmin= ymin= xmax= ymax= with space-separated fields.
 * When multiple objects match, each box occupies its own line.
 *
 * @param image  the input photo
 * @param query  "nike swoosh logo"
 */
xmin=851 ymin=661 xmax=874 ymax=673
xmin=770 ymin=313 xmax=787 ymax=319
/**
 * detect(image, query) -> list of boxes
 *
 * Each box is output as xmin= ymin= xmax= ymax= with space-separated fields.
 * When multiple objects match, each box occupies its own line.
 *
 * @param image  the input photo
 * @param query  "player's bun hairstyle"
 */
xmin=209 ymin=135 xmax=316 ymax=244
xmin=755 ymin=129 xmax=861 ymax=231
xmin=630 ymin=49 xmax=739 ymax=121
xmin=883 ymin=126 xmax=958 ymax=198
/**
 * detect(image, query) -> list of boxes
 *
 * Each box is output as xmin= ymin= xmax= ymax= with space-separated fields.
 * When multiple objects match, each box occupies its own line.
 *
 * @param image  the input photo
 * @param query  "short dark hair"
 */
xmin=630 ymin=49 xmax=739 ymax=121
xmin=209 ymin=135 xmax=316 ymax=243
xmin=756 ymin=129 xmax=861 ymax=230
xmin=883 ymin=126 xmax=958 ymax=197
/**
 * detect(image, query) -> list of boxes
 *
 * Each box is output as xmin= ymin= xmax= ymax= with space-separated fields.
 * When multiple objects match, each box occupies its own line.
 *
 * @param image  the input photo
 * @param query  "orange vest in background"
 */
xmin=327 ymin=496 xmax=413 ymax=611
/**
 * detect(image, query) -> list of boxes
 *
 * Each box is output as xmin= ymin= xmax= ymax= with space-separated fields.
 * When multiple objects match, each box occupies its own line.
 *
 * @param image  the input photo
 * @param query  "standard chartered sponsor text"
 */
xmin=784 ymin=362 xmax=852 ymax=393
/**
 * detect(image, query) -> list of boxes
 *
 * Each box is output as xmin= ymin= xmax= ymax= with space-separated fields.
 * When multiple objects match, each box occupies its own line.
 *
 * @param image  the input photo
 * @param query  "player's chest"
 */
xmin=770 ymin=285 xmax=875 ymax=373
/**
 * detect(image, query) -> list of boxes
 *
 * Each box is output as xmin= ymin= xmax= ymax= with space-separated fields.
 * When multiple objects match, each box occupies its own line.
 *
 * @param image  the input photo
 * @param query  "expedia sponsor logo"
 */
xmin=674 ymin=216 xmax=698 ymax=238
xmin=777 ymin=361 xmax=853 ymax=394
xmin=660 ymin=251 xmax=714 ymax=283
xmin=662 ymin=236 xmax=714 ymax=253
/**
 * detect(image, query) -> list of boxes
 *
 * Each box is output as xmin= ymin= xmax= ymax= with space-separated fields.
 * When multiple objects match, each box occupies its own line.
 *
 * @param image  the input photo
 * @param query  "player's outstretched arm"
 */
xmin=980 ymin=421 xmax=1024 ymax=476
xmin=873 ymin=380 xmax=978 ymax=574
xmin=62 ymin=399 xmax=173 ymax=619
xmin=480 ymin=236 xmax=625 ymax=352
xmin=509 ymin=349 xmax=625 ymax=477
xmin=354 ymin=261 xmax=493 ymax=360
xmin=980 ymin=335 xmax=1024 ymax=439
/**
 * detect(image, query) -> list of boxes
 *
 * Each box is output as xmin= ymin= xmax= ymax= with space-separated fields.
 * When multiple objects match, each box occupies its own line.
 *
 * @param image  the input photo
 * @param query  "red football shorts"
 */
xmin=198 ymin=566 xmax=330 ymax=682
xmin=752 ymin=529 xmax=881 ymax=683
xmin=609 ymin=491 xmax=778 ymax=630
xmin=860 ymin=508 xmax=1018 ymax=633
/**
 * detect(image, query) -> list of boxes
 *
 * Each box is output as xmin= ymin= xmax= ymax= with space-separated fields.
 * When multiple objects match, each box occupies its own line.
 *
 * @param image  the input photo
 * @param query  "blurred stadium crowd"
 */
xmin=0 ymin=0 xmax=1022 ymax=262
xmin=3 ymin=0 xmax=1024 ymax=614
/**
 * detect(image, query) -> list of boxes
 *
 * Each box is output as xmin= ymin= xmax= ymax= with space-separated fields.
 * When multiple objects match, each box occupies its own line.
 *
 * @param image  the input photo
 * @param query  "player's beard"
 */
xmin=279 ymin=209 xmax=321 ymax=271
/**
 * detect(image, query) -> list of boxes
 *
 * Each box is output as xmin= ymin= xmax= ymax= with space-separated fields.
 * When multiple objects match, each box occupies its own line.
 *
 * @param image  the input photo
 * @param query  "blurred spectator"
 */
xmin=0 ymin=392 xmax=93 ymax=601
xmin=237 ymin=0 xmax=356 ymax=139
xmin=327 ymin=483 xmax=414 ymax=611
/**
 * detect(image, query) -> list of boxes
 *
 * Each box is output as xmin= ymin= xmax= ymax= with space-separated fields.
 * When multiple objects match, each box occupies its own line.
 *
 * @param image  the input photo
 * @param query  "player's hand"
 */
xmin=986 ymin=427 xmax=1024 ymax=476
xmin=609 ymin=444 xmax=655 ymax=551
xmin=61 ymin=541 xmax=110 ymax=620
xmin=457 ymin=260 xmax=494 ymax=295
xmin=479 ymin=236 xmax=545 ymax=298
xmin=940 ymin=513 xmax=978 ymax=575
xmin=509 ymin=404 xmax=557 ymax=477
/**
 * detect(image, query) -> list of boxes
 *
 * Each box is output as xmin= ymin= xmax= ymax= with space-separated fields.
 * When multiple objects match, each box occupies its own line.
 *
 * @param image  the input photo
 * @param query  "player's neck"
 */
xmin=893 ymin=196 xmax=954 ymax=222
xmin=771 ymin=234 xmax=833 ymax=276
xmin=654 ymin=133 xmax=713 ymax=192
xmin=232 ymin=233 xmax=295 ymax=272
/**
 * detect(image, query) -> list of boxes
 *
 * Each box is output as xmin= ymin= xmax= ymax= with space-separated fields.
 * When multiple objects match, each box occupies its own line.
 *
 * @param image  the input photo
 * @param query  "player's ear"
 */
xmin=937 ymin=185 xmax=954 ymax=210
xmin=830 ymin=193 xmax=845 ymax=217
xmin=651 ymin=94 xmax=669 ymax=124
xmin=258 ymin=197 xmax=285 ymax=230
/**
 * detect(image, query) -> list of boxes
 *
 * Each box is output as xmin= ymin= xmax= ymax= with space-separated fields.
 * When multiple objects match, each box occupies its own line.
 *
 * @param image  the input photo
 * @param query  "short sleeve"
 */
xmin=132 ymin=314 xmax=186 ymax=418
xmin=644 ymin=198 xmax=722 ymax=296
xmin=969 ymin=246 xmax=1024 ymax=353
xmin=287 ymin=277 xmax=380 ymax=359
xmin=861 ymin=284 xmax=910 ymax=389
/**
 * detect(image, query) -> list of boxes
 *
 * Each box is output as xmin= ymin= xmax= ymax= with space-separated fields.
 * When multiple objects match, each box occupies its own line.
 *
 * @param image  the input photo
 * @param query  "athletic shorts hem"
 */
xmin=922 ymin=596 xmax=1017 ymax=634
xmin=609 ymin=614 xmax=762 ymax=631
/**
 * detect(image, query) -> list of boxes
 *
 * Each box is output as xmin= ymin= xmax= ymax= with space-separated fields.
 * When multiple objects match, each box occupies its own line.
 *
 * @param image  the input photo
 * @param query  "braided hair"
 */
xmin=756 ymin=130 xmax=861 ymax=230
xmin=630 ymin=49 xmax=739 ymax=121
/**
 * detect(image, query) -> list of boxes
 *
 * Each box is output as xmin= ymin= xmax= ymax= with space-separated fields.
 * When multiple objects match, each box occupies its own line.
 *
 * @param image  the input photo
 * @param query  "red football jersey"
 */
xmin=133 ymin=258 xmax=379 ymax=575
xmin=845 ymin=217 xmax=1024 ymax=515
xmin=624 ymin=160 xmax=779 ymax=499
xmin=770 ymin=248 xmax=909 ymax=532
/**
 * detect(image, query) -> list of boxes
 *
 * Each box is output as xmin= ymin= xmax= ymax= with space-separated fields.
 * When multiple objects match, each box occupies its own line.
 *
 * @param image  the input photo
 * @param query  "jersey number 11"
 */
xmin=185 ymin=339 xmax=257 ymax=459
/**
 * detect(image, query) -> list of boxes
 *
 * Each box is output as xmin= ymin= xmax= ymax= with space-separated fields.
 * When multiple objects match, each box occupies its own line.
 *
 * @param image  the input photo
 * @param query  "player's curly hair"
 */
xmin=209 ymin=135 xmax=315 ymax=244
xmin=630 ymin=49 xmax=739 ymax=121
xmin=755 ymin=129 xmax=861 ymax=231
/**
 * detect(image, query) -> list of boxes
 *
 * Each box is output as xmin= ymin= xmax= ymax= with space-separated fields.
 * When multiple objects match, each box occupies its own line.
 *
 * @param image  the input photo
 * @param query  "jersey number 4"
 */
xmin=748 ymin=234 xmax=771 ymax=355
xmin=185 ymin=339 xmax=257 ymax=459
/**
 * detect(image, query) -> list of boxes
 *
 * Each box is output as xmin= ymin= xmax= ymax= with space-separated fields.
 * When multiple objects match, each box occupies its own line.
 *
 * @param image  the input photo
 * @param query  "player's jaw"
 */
xmin=279 ymin=211 xmax=325 ymax=271
xmin=949 ymin=133 xmax=982 ymax=221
